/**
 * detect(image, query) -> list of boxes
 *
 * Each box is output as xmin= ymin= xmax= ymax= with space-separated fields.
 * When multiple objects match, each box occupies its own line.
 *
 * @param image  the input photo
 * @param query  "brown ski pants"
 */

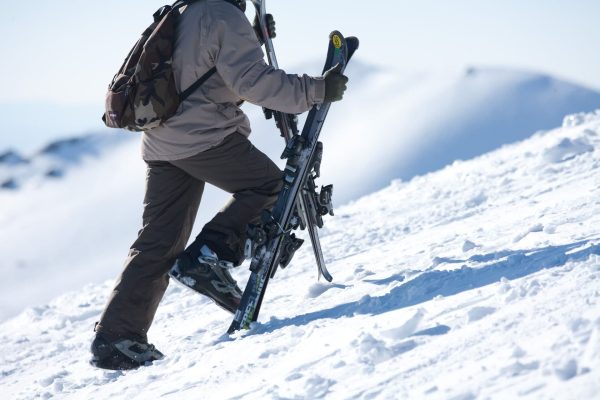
xmin=96 ymin=133 xmax=282 ymax=341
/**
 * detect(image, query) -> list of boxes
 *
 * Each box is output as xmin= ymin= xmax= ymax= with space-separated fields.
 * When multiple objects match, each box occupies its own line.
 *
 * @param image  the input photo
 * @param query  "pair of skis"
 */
xmin=251 ymin=0 xmax=333 ymax=283
xmin=227 ymin=0 xmax=359 ymax=334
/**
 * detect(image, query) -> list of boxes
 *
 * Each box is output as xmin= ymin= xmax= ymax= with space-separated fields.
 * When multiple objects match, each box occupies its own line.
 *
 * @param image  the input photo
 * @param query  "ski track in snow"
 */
xmin=2 ymin=110 xmax=600 ymax=399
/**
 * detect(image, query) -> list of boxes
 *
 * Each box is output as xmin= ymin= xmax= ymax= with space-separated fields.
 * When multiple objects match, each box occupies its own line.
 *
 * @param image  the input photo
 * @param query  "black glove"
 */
xmin=253 ymin=14 xmax=276 ymax=44
xmin=323 ymin=63 xmax=349 ymax=103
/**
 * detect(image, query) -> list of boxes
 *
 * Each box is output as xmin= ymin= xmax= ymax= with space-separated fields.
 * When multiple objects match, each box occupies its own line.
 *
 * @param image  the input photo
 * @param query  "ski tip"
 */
xmin=328 ymin=30 xmax=346 ymax=50
xmin=346 ymin=36 xmax=359 ymax=50
xmin=346 ymin=36 xmax=360 ymax=61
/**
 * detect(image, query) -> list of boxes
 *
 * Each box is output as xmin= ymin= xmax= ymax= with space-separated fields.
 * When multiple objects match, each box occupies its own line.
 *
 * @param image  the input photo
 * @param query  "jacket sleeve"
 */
xmin=205 ymin=3 xmax=325 ymax=114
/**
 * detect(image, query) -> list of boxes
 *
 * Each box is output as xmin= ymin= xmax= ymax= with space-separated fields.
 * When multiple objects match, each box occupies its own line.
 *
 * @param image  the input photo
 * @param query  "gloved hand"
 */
xmin=323 ymin=63 xmax=349 ymax=103
xmin=253 ymin=14 xmax=276 ymax=44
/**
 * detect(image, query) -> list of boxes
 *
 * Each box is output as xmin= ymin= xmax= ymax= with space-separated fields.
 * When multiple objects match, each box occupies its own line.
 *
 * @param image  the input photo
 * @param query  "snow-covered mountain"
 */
xmin=1 ymin=66 xmax=599 ymax=323
xmin=0 ymin=133 xmax=130 ymax=191
xmin=321 ymin=64 xmax=600 ymax=202
xmin=1 ymin=109 xmax=599 ymax=399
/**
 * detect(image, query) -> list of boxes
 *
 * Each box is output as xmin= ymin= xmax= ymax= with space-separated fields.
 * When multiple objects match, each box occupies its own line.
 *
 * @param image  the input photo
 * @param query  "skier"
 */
xmin=91 ymin=0 xmax=349 ymax=370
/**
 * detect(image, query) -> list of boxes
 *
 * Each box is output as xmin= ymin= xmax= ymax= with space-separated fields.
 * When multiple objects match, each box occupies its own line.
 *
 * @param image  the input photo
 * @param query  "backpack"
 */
xmin=102 ymin=0 xmax=216 ymax=132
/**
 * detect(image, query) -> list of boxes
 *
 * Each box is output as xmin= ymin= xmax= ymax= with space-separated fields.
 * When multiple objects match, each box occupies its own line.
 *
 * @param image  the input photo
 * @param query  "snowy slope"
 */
xmin=1 ymin=110 xmax=599 ymax=399
xmin=321 ymin=64 xmax=600 ymax=203
xmin=0 ymin=135 xmax=145 ymax=321
xmin=1 ymin=67 xmax=599 ymax=323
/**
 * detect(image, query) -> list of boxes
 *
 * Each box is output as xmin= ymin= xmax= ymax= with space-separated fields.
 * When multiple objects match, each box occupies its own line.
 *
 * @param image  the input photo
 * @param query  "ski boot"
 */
xmin=170 ymin=244 xmax=242 ymax=313
xmin=90 ymin=333 xmax=164 ymax=370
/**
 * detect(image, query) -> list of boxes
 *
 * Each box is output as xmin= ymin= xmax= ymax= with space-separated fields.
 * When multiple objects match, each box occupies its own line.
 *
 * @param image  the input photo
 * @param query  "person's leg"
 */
xmin=171 ymin=132 xmax=283 ymax=264
xmin=96 ymin=160 xmax=204 ymax=342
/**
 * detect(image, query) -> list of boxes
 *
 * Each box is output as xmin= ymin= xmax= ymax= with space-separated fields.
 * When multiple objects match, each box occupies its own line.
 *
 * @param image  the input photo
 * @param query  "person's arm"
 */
xmin=205 ymin=2 xmax=325 ymax=114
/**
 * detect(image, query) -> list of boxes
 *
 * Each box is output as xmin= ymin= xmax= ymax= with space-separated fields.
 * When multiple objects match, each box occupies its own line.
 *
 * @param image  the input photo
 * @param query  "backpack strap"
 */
xmin=180 ymin=66 xmax=218 ymax=102
xmin=168 ymin=0 xmax=218 ymax=101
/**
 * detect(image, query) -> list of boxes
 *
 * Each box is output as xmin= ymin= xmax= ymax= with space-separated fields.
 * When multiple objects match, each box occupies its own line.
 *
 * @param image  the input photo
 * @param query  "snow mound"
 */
xmin=1 ymin=109 xmax=599 ymax=399
xmin=543 ymin=137 xmax=594 ymax=163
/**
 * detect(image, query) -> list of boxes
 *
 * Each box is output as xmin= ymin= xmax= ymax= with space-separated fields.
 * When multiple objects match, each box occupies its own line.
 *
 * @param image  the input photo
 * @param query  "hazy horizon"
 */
xmin=1 ymin=0 xmax=600 ymax=151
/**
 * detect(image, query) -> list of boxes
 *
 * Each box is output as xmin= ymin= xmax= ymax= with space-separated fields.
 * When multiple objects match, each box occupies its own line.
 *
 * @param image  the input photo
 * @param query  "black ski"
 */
xmin=251 ymin=0 xmax=332 ymax=282
xmin=228 ymin=30 xmax=359 ymax=334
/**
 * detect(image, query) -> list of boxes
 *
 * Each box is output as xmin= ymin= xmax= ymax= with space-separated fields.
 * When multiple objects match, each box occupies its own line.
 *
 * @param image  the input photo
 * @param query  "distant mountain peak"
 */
xmin=0 ymin=150 xmax=28 ymax=165
xmin=0 ymin=132 xmax=132 ymax=192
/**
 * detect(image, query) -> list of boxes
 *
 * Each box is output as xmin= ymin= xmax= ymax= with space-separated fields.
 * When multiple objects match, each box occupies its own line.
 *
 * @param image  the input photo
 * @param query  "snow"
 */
xmin=1 ymin=109 xmax=599 ymax=399
xmin=320 ymin=65 xmax=600 ymax=203
xmin=0 ymin=137 xmax=145 ymax=321
xmin=2 ymin=67 xmax=599 ymax=323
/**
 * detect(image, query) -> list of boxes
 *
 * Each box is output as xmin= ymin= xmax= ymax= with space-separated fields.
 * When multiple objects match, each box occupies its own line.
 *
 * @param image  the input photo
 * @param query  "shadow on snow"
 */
xmin=254 ymin=240 xmax=599 ymax=335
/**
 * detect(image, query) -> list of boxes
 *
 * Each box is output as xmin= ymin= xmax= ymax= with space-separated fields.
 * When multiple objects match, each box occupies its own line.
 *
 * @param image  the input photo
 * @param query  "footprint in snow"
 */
xmin=512 ymin=345 xmax=527 ymax=358
xmin=462 ymin=240 xmax=479 ymax=252
xmin=543 ymin=137 xmax=594 ymax=164
xmin=466 ymin=306 xmax=497 ymax=322
xmin=364 ymin=272 xmax=405 ymax=286
xmin=513 ymin=223 xmax=544 ymax=243
xmin=306 ymin=283 xmax=347 ymax=298
xmin=412 ymin=325 xmax=451 ymax=337
xmin=382 ymin=309 xmax=425 ymax=340
xmin=500 ymin=360 xmax=540 ymax=377
xmin=286 ymin=372 xmax=303 ymax=382
xmin=581 ymin=318 xmax=600 ymax=372
xmin=465 ymin=192 xmax=487 ymax=208
xmin=38 ymin=370 xmax=69 ymax=388
xmin=303 ymin=375 xmax=336 ymax=399
xmin=498 ymin=277 xmax=543 ymax=303
xmin=354 ymin=333 xmax=417 ymax=367
xmin=554 ymin=359 xmax=579 ymax=381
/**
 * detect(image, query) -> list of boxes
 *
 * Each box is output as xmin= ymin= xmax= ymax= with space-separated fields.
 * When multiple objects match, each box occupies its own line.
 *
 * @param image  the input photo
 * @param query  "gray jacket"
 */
xmin=142 ymin=0 xmax=326 ymax=161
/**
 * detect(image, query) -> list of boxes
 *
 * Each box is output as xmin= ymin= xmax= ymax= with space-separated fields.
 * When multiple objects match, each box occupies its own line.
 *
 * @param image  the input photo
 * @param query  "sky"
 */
xmin=1 ymin=0 xmax=600 ymax=151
